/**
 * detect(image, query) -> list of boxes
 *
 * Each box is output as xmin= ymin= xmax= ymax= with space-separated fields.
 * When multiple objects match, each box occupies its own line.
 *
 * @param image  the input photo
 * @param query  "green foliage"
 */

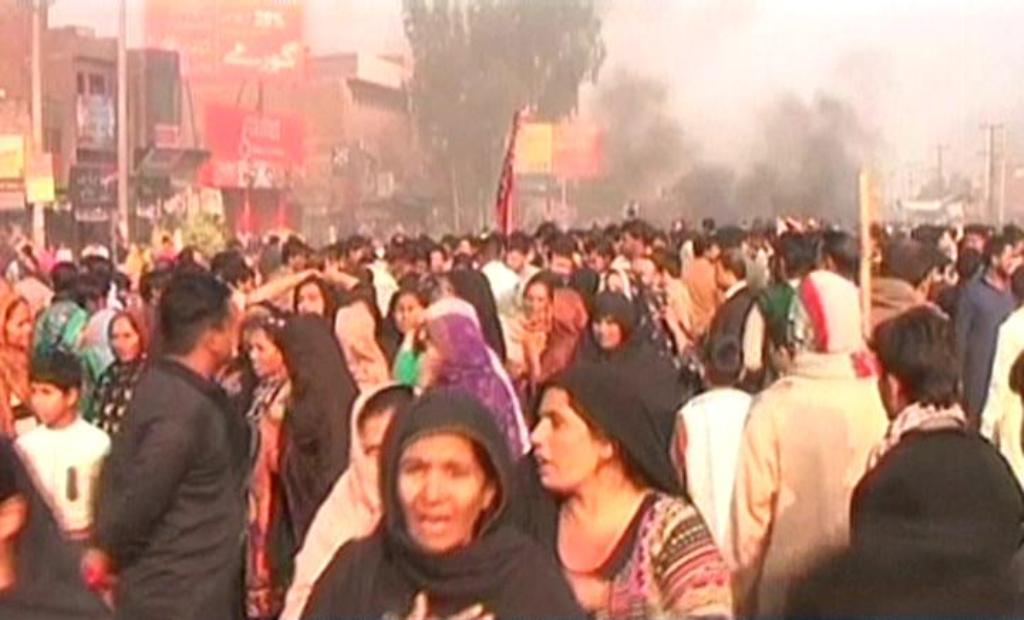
xmin=402 ymin=0 xmax=604 ymax=229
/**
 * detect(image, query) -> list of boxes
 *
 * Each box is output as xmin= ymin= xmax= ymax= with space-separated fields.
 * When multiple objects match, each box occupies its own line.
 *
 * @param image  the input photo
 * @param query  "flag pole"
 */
xmin=494 ymin=109 xmax=524 ymax=234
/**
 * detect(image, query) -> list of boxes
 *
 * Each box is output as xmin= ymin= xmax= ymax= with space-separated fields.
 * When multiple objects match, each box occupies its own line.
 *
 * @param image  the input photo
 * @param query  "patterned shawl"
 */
xmin=425 ymin=297 xmax=529 ymax=455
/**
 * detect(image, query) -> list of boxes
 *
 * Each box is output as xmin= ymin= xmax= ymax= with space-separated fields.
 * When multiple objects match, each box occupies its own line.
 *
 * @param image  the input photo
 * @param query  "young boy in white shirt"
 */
xmin=16 ymin=351 xmax=110 ymax=539
xmin=673 ymin=334 xmax=753 ymax=550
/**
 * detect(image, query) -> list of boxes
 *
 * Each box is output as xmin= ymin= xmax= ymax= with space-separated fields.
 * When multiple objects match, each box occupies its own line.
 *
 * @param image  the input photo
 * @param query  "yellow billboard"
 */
xmin=0 ymin=136 xmax=25 ymax=180
xmin=26 ymin=153 xmax=55 ymax=204
xmin=514 ymin=122 xmax=553 ymax=175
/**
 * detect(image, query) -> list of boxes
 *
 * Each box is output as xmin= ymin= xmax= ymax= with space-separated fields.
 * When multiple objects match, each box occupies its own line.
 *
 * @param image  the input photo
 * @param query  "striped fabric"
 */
xmin=602 ymin=493 xmax=732 ymax=620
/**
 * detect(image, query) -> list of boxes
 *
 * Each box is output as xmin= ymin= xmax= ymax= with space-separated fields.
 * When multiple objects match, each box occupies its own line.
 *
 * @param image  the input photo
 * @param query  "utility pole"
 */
xmin=1000 ymin=128 xmax=1009 ymax=227
xmin=983 ymin=123 xmax=1004 ymax=224
xmin=30 ymin=0 xmax=45 ymax=249
xmin=116 ymin=0 xmax=129 ymax=250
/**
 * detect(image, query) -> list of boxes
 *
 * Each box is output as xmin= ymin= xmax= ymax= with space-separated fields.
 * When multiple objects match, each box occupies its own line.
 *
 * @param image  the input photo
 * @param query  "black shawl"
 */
xmin=448 ymin=268 xmax=507 ymax=363
xmin=546 ymin=362 xmax=682 ymax=496
xmin=581 ymin=292 xmax=688 ymax=449
xmin=279 ymin=315 xmax=358 ymax=544
xmin=513 ymin=362 xmax=683 ymax=555
xmin=301 ymin=389 xmax=585 ymax=620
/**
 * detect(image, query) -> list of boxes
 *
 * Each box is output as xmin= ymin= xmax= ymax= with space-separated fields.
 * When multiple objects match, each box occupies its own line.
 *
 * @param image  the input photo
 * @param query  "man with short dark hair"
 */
xmin=281 ymin=236 xmax=311 ymax=273
xmin=87 ymin=272 xmax=248 ymax=620
xmin=547 ymin=233 xmax=577 ymax=281
xmin=821 ymin=229 xmax=860 ymax=283
xmin=956 ymin=234 xmax=1019 ymax=427
xmin=853 ymin=307 xmax=1023 ymax=570
xmin=708 ymin=247 xmax=766 ymax=390
xmin=479 ymin=233 xmax=519 ymax=322
xmin=869 ymin=239 xmax=936 ymax=330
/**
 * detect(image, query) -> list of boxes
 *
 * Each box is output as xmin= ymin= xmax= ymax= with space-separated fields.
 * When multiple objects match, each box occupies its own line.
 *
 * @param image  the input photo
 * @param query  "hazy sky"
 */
xmin=51 ymin=0 xmax=1024 ymax=185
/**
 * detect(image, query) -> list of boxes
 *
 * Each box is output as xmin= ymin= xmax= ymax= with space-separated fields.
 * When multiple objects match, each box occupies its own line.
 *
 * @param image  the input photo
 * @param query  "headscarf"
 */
xmin=0 ymin=293 xmax=30 ymax=436
xmin=792 ymin=270 xmax=878 ymax=377
xmin=300 ymin=389 xmax=585 ymax=620
xmin=424 ymin=297 xmax=529 ymax=456
xmin=590 ymin=290 xmax=639 ymax=349
xmin=448 ymin=268 xmax=507 ymax=363
xmin=334 ymin=300 xmax=391 ymax=392
xmin=544 ymin=362 xmax=683 ymax=496
xmin=281 ymin=383 xmax=412 ymax=620
xmin=278 ymin=315 xmax=359 ymax=543
xmin=89 ymin=309 xmax=149 ymax=435
xmin=581 ymin=291 xmax=688 ymax=451
xmin=537 ymin=288 xmax=588 ymax=383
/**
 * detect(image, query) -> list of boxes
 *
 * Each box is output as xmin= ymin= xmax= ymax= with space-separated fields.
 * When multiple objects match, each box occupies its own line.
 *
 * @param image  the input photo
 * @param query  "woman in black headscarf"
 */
xmin=301 ymin=389 xmax=585 ymax=620
xmin=524 ymin=362 xmax=731 ymax=619
xmin=448 ymin=268 xmax=507 ymax=363
xmin=278 ymin=315 xmax=359 ymax=544
xmin=581 ymin=291 xmax=689 ymax=448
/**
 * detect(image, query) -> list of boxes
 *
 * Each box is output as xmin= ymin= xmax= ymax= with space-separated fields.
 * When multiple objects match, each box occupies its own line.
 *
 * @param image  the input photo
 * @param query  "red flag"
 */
xmin=494 ymin=110 xmax=524 ymax=234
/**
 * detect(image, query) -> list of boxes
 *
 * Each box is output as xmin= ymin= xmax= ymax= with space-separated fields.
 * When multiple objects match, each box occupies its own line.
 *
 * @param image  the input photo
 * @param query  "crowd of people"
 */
xmin=0 ymin=216 xmax=1022 ymax=619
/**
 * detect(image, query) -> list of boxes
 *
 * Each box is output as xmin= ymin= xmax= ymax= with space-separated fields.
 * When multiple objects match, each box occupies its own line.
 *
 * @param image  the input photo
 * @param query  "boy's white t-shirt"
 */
xmin=16 ymin=418 xmax=110 ymax=536
xmin=676 ymin=387 xmax=753 ymax=550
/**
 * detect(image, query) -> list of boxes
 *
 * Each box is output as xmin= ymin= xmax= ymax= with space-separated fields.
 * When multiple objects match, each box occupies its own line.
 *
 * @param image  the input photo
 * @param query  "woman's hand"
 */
xmin=80 ymin=547 xmax=116 ymax=608
xmin=407 ymin=592 xmax=494 ymax=620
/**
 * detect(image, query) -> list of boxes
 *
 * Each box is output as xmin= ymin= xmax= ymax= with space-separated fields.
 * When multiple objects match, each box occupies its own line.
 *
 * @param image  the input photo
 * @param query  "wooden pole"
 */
xmin=858 ymin=168 xmax=874 ymax=338
xmin=117 ymin=0 xmax=129 ymax=247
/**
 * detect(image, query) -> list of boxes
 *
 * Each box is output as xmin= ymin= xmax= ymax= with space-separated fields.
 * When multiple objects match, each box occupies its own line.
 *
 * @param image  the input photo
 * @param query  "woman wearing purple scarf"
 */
xmin=420 ymin=297 xmax=530 ymax=456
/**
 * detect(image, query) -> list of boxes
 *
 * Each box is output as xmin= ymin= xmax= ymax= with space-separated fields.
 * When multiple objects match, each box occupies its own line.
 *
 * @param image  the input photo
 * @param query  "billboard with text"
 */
xmin=202 ymin=104 xmax=304 ymax=189
xmin=145 ymin=0 xmax=305 ymax=82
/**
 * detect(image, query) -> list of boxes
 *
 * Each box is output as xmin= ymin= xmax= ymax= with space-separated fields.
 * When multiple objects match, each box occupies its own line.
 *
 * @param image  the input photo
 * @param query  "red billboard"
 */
xmin=145 ymin=0 xmax=305 ymax=82
xmin=202 ymin=104 xmax=304 ymax=189
xmin=553 ymin=122 xmax=603 ymax=180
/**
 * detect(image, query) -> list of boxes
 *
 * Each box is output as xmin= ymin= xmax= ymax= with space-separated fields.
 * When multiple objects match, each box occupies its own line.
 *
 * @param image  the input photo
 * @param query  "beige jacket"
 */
xmin=728 ymin=351 xmax=888 ymax=617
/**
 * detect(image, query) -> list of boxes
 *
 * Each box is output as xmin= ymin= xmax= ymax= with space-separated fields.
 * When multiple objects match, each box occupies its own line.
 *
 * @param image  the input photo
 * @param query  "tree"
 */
xmin=402 ymin=0 xmax=604 ymax=230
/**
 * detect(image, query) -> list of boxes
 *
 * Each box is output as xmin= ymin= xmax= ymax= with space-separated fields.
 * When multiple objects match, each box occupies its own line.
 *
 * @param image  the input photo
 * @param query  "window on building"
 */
xmin=76 ymin=73 xmax=86 ymax=96
xmin=88 ymin=74 xmax=107 ymax=96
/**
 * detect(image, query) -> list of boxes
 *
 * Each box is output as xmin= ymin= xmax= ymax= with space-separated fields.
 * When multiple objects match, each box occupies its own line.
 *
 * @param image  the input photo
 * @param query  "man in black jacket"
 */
xmin=87 ymin=272 xmax=247 ymax=620
xmin=853 ymin=307 xmax=1024 ymax=568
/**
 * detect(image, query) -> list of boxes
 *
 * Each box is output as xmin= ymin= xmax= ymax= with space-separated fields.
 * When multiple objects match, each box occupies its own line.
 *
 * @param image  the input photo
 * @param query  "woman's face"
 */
xmin=531 ymin=387 xmax=612 ymax=496
xmin=248 ymin=328 xmax=286 ymax=381
xmin=397 ymin=432 xmax=497 ymax=554
xmin=394 ymin=293 xmax=425 ymax=336
xmin=594 ymin=317 xmax=624 ymax=351
xmin=4 ymin=301 xmax=31 ymax=351
xmin=357 ymin=408 xmax=395 ymax=491
xmin=296 ymin=282 xmax=327 ymax=317
xmin=110 ymin=316 xmax=142 ymax=363
xmin=524 ymin=282 xmax=552 ymax=324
